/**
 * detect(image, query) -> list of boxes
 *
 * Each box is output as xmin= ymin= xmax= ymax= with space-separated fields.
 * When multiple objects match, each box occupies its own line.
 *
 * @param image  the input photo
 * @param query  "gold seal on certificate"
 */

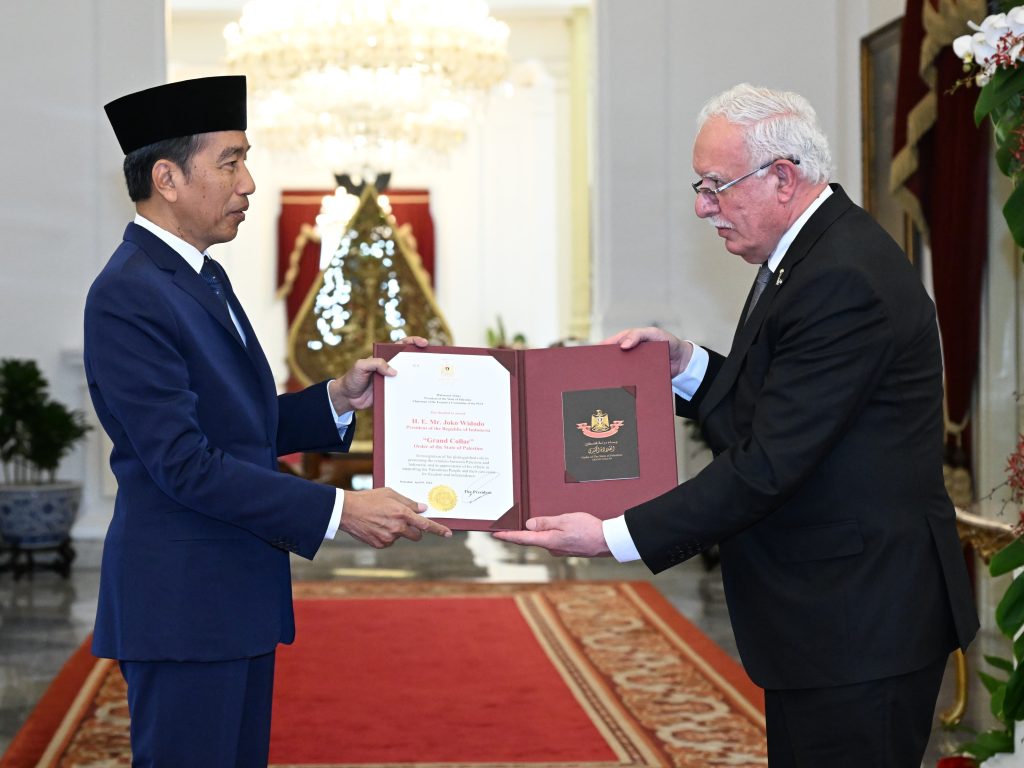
xmin=428 ymin=485 xmax=458 ymax=512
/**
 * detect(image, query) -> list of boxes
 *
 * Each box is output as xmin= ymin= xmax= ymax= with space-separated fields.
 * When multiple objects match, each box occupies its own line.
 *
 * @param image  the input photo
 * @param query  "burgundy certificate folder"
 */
xmin=372 ymin=342 xmax=678 ymax=531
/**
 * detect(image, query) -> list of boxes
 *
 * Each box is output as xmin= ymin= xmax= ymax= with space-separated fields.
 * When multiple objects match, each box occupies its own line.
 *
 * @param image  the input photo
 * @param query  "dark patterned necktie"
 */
xmin=200 ymin=257 xmax=247 ymax=347
xmin=200 ymin=257 xmax=228 ymax=309
xmin=744 ymin=263 xmax=772 ymax=323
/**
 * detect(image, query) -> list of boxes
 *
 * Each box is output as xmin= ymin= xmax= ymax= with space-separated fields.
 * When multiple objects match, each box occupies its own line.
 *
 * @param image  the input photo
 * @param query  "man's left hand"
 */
xmin=492 ymin=512 xmax=611 ymax=557
xmin=329 ymin=336 xmax=429 ymax=412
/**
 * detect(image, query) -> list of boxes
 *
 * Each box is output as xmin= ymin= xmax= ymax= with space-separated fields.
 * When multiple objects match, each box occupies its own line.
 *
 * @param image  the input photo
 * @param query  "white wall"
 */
xmin=1 ymin=0 xmax=166 ymax=537
xmin=591 ymin=0 xmax=903 ymax=350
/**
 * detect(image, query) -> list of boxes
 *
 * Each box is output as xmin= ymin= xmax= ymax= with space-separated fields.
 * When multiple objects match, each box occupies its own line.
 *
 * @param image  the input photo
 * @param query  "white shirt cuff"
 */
xmin=672 ymin=343 xmax=709 ymax=401
xmin=325 ymin=488 xmax=345 ymax=540
xmin=326 ymin=381 xmax=354 ymax=438
xmin=603 ymin=515 xmax=641 ymax=562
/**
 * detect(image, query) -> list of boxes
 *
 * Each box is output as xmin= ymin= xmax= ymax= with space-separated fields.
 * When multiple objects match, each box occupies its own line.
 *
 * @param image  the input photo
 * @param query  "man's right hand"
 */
xmin=340 ymin=488 xmax=452 ymax=548
xmin=602 ymin=326 xmax=692 ymax=377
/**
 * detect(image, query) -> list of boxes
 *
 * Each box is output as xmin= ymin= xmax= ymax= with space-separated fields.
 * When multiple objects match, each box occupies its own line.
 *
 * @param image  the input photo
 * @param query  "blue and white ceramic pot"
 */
xmin=0 ymin=482 xmax=82 ymax=549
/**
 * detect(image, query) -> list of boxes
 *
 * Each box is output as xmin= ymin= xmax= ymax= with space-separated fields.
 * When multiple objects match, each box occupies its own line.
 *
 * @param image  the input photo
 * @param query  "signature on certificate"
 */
xmin=464 ymin=472 xmax=499 ymax=503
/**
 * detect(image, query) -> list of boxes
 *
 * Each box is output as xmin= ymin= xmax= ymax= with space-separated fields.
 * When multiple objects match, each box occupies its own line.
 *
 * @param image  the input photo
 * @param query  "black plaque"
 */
xmin=561 ymin=387 xmax=640 ymax=482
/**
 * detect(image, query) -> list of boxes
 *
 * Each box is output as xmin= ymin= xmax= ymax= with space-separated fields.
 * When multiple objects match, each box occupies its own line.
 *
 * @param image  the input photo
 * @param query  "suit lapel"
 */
xmin=176 ymin=270 xmax=247 ymax=348
xmin=212 ymin=261 xmax=279 ymax=418
xmin=698 ymin=185 xmax=854 ymax=422
xmin=124 ymin=224 xmax=281 ymax=439
xmin=124 ymin=224 xmax=246 ymax=348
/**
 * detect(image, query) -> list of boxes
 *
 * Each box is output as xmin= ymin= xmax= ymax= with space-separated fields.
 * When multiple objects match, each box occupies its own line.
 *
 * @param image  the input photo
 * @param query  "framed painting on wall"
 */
xmin=860 ymin=16 xmax=920 ymax=262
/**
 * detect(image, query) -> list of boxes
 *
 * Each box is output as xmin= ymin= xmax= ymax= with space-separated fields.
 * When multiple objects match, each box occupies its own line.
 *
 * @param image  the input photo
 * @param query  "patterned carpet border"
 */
xmin=5 ymin=581 xmax=767 ymax=768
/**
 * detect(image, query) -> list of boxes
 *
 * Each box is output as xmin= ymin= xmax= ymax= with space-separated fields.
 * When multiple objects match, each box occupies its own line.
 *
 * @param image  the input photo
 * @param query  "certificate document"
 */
xmin=381 ymin=351 xmax=515 ymax=522
xmin=373 ymin=342 xmax=678 ymax=531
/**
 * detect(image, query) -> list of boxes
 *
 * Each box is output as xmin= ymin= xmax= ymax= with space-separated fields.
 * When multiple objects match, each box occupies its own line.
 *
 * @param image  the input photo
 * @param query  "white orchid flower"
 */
xmin=953 ymin=33 xmax=977 ymax=61
xmin=978 ymin=13 xmax=1009 ymax=47
xmin=956 ymin=7 xmax=1024 ymax=80
xmin=1008 ymin=6 xmax=1024 ymax=35
xmin=970 ymin=30 xmax=999 ymax=67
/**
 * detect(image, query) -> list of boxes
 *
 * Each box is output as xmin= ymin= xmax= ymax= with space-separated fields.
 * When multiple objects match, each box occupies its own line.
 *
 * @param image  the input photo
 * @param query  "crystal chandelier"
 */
xmin=224 ymin=0 xmax=509 ymax=174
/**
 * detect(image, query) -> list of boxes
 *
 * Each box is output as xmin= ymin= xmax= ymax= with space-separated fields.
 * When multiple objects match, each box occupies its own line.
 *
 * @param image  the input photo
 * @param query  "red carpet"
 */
xmin=3 ymin=581 xmax=767 ymax=767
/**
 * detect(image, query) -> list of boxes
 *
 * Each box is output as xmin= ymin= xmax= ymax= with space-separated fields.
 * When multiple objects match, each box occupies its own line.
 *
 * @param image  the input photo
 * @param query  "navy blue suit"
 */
xmin=84 ymin=223 xmax=352 ymax=762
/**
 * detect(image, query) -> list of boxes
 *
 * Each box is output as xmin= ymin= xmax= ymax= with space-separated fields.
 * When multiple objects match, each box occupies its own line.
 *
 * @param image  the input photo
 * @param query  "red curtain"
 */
xmin=891 ymin=0 xmax=989 ymax=469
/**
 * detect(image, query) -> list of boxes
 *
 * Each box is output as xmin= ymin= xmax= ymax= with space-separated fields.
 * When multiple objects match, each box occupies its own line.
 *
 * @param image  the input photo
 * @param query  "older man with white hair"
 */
xmin=497 ymin=83 xmax=978 ymax=766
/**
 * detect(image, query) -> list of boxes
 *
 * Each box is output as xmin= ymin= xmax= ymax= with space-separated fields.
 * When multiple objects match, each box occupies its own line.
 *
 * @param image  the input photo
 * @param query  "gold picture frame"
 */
xmin=860 ymin=16 xmax=919 ymax=261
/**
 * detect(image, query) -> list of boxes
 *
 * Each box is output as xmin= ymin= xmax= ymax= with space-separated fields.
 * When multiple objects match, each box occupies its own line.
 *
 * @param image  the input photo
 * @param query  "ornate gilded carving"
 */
xmin=287 ymin=185 xmax=452 ymax=448
xmin=954 ymin=507 xmax=1016 ymax=565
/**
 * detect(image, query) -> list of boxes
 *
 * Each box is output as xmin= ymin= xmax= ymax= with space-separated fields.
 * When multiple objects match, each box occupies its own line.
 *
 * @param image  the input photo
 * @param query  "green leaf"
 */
xmin=1003 ymin=664 xmax=1024 ymax=720
xmin=1003 ymin=183 xmax=1024 ymax=251
xmin=976 ymin=66 xmax=1024 ymax=126
xmin=979 ymin=670 xmax=1007 ymax=695
xmin=996 ymin=139 xmax=1017 ymax=178
xmin=986 ymin=655 xmax=1015 ymax=673
xmin=993 ymin=97 xmax=1023 ymax=141
xmin=995 ymin=571 xmax=1024 ymax=637
xmin=1014 ymin=633 xmax=1024 ymax=663
xmin=991 ymin=538 xmax=1024 ymax=576
xmin=993 ymin=682 xmax=1008 ymax=723
xmin=993 ymin=106 xmax=1024 ymax=177
xmin=977 ymin=728 xmax=1016 ymax=751
xmin=961 ymin=726 xmax=1015 ymax=761
xmin=0 ymin=358 xmax=90 ymax=482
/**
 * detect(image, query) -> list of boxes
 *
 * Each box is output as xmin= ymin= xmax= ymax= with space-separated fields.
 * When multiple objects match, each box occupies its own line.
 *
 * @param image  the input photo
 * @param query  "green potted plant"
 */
xmin=948 ymin=4 xmax=1024 ymax=763
xmin=0 ymin=358 xmax=90 ymax=574
xmin=485 ymin=315 xmax=527 ymax=349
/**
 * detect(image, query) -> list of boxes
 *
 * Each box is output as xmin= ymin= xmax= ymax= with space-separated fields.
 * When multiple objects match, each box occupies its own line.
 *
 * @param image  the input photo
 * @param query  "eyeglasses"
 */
xmin=691 ymin=156 xmax=800 ymax=201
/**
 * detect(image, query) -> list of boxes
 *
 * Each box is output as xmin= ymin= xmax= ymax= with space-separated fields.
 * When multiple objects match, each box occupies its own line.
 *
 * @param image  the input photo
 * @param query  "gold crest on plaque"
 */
xmin=576 ymin=408 xmax=625 ymax=439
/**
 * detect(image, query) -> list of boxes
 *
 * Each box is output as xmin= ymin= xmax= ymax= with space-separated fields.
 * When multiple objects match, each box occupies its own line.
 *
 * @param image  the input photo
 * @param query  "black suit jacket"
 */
xmin=624 ymin=185 xmax=978 ymax=690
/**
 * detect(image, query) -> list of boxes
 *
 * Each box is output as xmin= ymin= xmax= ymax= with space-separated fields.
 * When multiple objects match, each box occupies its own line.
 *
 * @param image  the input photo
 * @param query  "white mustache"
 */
xmin=706 ymin=216 xmax=733 ymax=229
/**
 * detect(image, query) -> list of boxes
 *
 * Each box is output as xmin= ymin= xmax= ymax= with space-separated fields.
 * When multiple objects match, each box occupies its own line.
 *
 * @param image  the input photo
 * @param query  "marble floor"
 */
xmin=0 ymin=532 xmax=1008 ymax=766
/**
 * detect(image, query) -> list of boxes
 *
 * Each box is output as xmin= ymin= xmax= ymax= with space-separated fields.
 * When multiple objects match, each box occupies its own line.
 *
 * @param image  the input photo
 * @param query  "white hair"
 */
xmin=697 ymin=83 xmax=833 ymax=184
